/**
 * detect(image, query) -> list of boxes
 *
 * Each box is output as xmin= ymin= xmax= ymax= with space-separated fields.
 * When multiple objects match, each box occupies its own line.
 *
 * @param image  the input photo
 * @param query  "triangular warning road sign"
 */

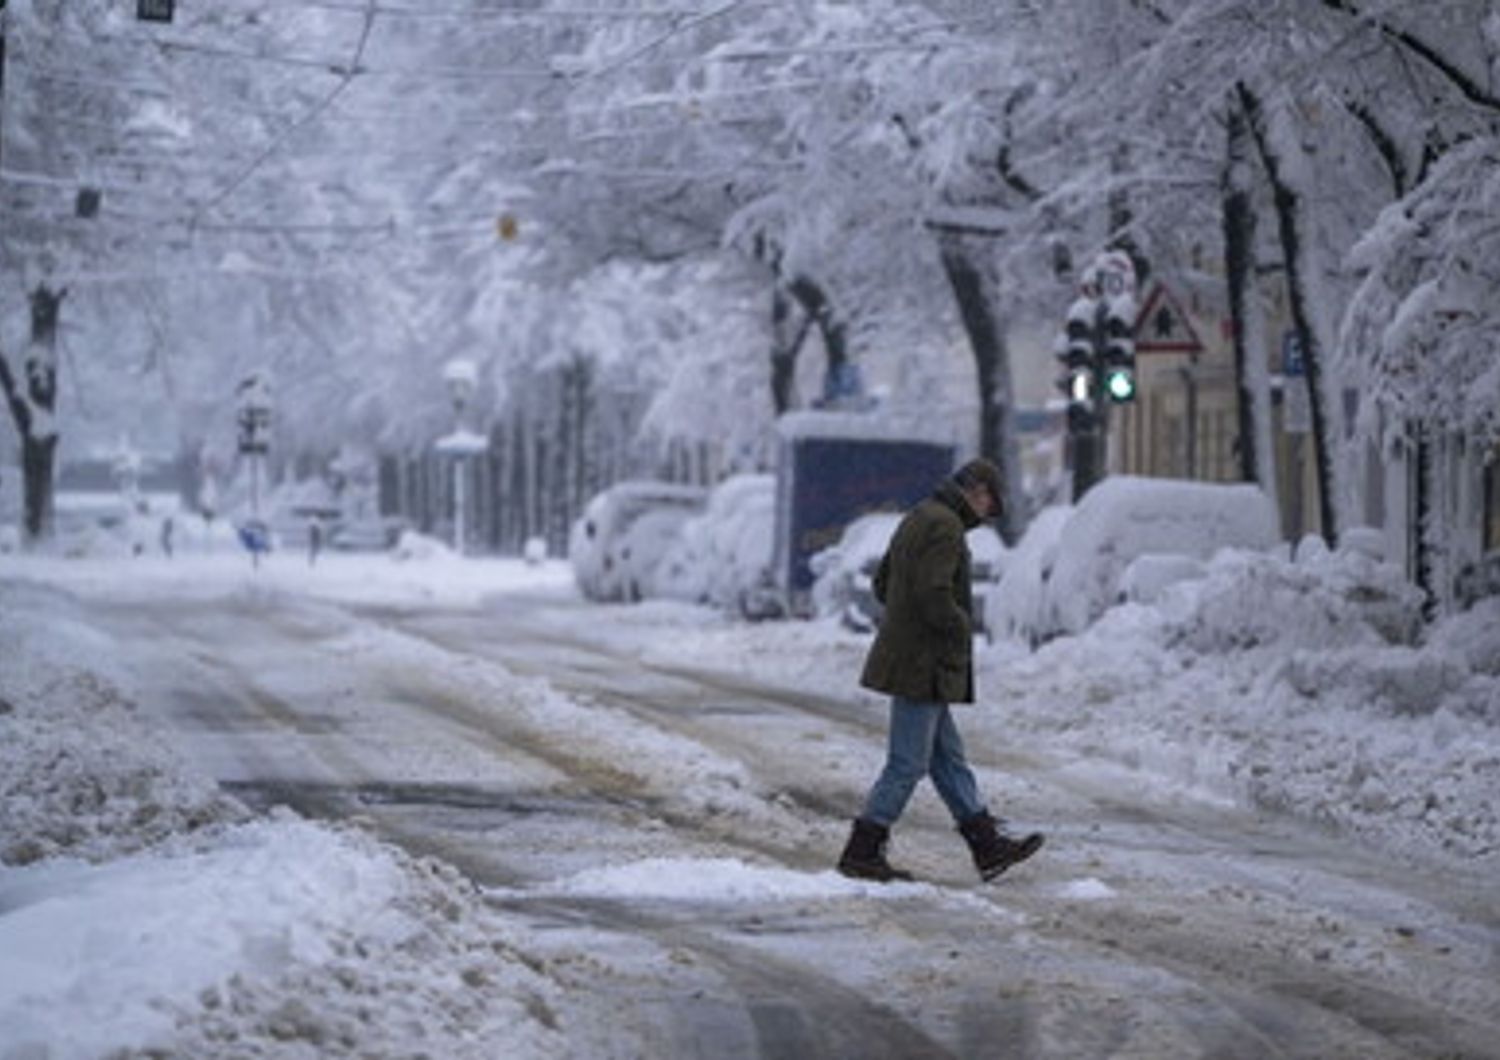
xmin=1133 ymin=282 xmax=1205 ymax=355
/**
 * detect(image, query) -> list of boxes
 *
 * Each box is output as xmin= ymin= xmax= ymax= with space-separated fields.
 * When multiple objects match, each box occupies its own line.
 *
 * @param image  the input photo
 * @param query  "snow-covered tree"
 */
xmin=1 ymin=0 xmax=133 ymax=541
xmin=4 ymin=0 xmax=1495 ymax=585
xmin=1014 ymin=0 xmax=1497 ymax=554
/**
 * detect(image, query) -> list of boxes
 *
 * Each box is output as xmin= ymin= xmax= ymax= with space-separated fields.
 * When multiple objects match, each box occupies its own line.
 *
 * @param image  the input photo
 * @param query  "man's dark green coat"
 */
xmin=858 ymin=481 xmax=979 ymax=705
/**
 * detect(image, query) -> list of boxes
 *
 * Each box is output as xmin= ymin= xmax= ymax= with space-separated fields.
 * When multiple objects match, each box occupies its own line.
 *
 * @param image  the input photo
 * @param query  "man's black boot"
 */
xmin=836 ymin=818 xmax=913 ymax=882
xmin=958 ymin=810 xmax=1044 ymax=881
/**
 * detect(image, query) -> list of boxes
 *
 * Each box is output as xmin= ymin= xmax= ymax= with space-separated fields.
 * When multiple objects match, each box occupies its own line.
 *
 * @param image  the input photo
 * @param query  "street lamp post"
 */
xmin=434 ymin=359 xmax=488 ymax=555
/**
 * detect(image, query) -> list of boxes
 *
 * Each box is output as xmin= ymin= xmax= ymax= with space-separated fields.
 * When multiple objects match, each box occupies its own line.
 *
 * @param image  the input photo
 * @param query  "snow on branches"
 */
xmin=1343 ymin=139 xmax=1500 ymax=449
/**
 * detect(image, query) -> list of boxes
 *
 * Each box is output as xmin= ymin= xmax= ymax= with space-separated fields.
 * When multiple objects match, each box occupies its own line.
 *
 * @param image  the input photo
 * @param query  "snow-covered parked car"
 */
xmin=655 ymin=473 xmax=776 ymax=613
xmin=983 ymin=504 xmax=1073 ymax=647
xmin=1003 ymin=475 xmax=1280 ymax=641
xmin=269 ymin=476 xmax=406 ymax=554
xmin=810 ymin=509 xmax=1007 ymax=635
xmin=809 ymin=511 xmax=900 ymax=630
xmin=328 ymin=515 xmax=408 ymax=552
xmin=569 ymin=481 xmax=707 ymax=602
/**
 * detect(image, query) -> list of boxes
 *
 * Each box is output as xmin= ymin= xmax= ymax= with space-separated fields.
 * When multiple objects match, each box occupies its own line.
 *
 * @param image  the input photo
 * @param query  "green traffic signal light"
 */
xmin=1105 ymin=369 xmax=1136 ymax=402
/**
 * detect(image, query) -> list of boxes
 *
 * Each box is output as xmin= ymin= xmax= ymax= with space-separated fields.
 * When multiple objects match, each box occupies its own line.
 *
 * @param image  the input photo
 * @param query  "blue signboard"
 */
xmin=236 ymin=519 xmax=272 ymax=555
xmin=1282 ymin=331 xmax=1305 ymax=376
xmin=776 ymin=429 xmax=954 ymax=613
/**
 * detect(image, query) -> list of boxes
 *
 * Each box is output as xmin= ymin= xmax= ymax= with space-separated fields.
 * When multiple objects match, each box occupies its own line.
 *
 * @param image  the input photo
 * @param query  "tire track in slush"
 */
xmin=95 ymin=596 xmax=1500 ymax=1058
xmin=92 ymin=599 xmax=957 ymax=1059
xmin=359 ymin=600 xmax=1500 ymax=1060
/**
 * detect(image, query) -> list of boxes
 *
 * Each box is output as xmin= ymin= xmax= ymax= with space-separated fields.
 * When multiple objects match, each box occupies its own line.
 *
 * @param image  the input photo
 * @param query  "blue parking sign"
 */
xmin=1282 ymin=331 xmax=1305 ymax=376
xmin=237 ymin=520 xmax=272 ymax=555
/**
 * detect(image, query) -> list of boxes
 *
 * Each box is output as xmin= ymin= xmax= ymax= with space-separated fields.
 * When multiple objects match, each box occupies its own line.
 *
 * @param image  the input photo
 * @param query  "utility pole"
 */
xmin=1053 ymin=252 xmax=1139 ymax=500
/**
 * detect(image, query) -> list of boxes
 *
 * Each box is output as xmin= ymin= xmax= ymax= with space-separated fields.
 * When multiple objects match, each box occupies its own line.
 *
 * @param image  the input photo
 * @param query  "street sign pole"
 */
xmin=235 ymin=374 xmax=273 ymax=569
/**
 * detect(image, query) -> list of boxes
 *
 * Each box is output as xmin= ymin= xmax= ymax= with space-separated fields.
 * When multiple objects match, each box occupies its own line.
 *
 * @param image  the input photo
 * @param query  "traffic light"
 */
xmin=1100 ymin=295 xmax=1136 ymax=403
xmin=1056 ymin=297 xmax=1096 ymax=403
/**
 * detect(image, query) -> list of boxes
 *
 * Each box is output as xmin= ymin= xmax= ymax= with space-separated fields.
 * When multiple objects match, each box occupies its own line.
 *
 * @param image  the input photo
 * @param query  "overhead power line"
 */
xmin=193 ymin=0 xmax=380 ymax=221
xmin=241 ymin=0 xmax=712 ymax=21
xmin=95 ymin=30 xmax=560 ymax=82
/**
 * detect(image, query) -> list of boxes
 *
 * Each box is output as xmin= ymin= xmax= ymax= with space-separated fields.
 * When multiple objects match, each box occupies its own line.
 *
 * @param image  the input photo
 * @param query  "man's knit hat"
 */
xmin=952 ymin=458 xmax=1003 ymax=509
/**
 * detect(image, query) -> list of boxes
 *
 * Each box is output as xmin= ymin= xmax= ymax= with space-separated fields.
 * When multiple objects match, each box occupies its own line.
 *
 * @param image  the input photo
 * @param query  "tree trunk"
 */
xmin=526 ymin=413 xmax=542 ymax=547
xmin=484 ymin=426 xmax=503 ymax=551
xmin=549 ymin=366 xmax=575 ymax=556
xmin=575 ymin=358 xmax=595 ymax=532
xmin=785 ymin=275 xmax=850 ymax=403
xmin=560 ymin=354 xmax=594 ymax=538
xmin=1222 ymin=92 xmax=1279 ymax=508
xmin=936 ymin=231 xmax=1025 ymax=544
xmin=769 ymin=284 xmax=800 ymax=415
xmin=510 ymin=413 xmax=528 ymax=550
xmin=0 ymin=284 xmax=66 ymax=546
xmin=754 ymin=236 xmax=816 ymax=416
xmin=1241 ymin=85 xmax=1338 ymax=546
xmin=21 ymin=434 xmax=58 ymax=541
xmin=1411 ymin=420 xmax=1435 ymax=617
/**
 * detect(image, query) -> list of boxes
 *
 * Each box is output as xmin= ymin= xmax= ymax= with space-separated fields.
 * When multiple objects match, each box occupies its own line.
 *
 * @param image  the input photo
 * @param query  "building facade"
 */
xmin=1098 ymin=275 xmax=1499 ymax=611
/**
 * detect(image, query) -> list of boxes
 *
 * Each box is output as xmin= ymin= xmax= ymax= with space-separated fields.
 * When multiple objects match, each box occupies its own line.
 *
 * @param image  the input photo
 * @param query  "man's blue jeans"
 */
xmin=861 ymin=696 xmax=985 ymax=826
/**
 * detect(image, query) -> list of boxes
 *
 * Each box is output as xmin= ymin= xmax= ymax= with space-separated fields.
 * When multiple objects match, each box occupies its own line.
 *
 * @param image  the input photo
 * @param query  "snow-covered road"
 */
xmin=62 ymin=573 xmax=1500 ymax=1059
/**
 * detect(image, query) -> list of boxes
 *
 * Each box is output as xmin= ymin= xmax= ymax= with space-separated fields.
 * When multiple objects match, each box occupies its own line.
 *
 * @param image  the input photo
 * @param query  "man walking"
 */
xmin=837 ymin=458 xmax=1044 ymax=883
